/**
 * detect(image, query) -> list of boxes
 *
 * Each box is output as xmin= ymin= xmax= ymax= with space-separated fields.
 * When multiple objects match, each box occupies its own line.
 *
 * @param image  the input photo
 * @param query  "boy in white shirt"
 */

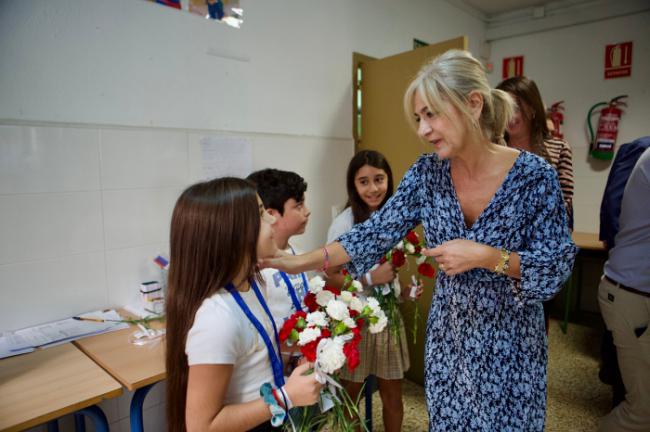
xmin=247 ymin=169 xmax=311 ymax=329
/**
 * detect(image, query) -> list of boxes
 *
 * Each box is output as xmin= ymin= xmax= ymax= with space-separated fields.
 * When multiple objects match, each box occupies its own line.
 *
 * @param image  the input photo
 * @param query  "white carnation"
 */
xmin=325 ymin=299 xmax=350 ymax=321
xmin=369 ymin=310 xmax=388 ymax=334
xmin=316 ymin=290 xmax=335 ymax=307
xmin=349 ymin=296 xmax=364 ymax=313
xmin=308 ymin=275 xmax=326 ymax=294
xmin=298 ymin=327 xmax=321 ymax=346
xmin=343 ymin=317 xmax=357 ymax=328
xmin=366 ymin=297 xmax=381 ymax=313
xmin=350 ymin=280 xmax=363 ymax=292
xmin=405 ymin=242 xmax=415 ymax=254
xmin=381 ymin=284 xmax=391 ymax=295
xmin=316 ymin=337 xmax=346 ymax=374
xmin=339 ymin=290 xmax=353 ymax=304
xmin=416 ymin=254 xmax=427 ymax=265
xmin=306 ymin=311 xmax=328 ymax=327
xmin=396 ymin=241 xmax=404 ymax=250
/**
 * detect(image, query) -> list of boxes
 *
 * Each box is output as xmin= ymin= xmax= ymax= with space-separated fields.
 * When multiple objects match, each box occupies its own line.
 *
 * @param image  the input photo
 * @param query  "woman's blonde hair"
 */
xmin=404 ymin=49 xmax=514 ymax=146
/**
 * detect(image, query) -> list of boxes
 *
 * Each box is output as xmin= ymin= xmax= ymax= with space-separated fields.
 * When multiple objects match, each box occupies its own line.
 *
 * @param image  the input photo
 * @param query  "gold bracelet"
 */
xmin=494 ymin=248 xmax=510 ymax=274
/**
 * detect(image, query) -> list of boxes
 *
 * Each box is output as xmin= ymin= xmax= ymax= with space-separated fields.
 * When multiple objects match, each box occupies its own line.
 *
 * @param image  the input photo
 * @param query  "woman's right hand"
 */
xmin=258 ymin=249 xmax=302 ymax=273
xmin=370 ymin=261 xmax=396 ymax=285
xmin=283 ymin=362 xmax=322 ymax=406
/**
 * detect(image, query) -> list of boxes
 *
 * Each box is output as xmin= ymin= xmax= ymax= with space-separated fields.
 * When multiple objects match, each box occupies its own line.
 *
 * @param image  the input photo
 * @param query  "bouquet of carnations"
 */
xmin=376 ymin=229 xmax=436 ymax=342
xmin=279 ymin=275 xmax=387 ymax=431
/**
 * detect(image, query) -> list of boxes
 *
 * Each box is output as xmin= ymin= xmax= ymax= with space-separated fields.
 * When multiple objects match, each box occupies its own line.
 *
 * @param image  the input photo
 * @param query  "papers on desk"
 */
xmin=0 ymin=310 xmax=130 ymax=359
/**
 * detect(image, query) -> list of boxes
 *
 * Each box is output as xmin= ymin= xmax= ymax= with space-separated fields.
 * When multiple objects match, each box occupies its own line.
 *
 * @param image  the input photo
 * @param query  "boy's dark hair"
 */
xmin=247 ymin=169 xmax=307 ymax=215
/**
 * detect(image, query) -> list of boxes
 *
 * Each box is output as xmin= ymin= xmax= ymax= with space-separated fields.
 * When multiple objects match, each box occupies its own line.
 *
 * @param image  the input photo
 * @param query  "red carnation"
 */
xmin=300 ymin=340 xmax=318 ymax=362
xmin=303 ymin=292 xmax=318 ymax=312
xmin=418 ymin=262 xmax=436 ymax=278
xmin=279 ymin=317 xmax=297 ymax=342
xmin=321 ymin=328 xmax=331 ymax=338
xmin=415 ymin=245 xmax=422 ymax=254
xmin=324 ymin=285 xmax=341 ymax=296
xmin=341 ymin=269 xmax=348 ymax=276
xmin=343 ymin=342 xmax=360 ymax=371
xmin=379 ymin=256 xmax=387 ymax=265
xmin=406 ymin=230 xmax=420 ymax=245
xmin=392 ymin=249 xmax=406 ymax=268
xmin=351 ymin=326 xmax=361 ymax=343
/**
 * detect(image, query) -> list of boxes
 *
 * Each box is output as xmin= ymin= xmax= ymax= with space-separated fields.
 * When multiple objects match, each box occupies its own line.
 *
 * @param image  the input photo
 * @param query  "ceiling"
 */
xmin=461 ymin=0 xmax=554 ymax=16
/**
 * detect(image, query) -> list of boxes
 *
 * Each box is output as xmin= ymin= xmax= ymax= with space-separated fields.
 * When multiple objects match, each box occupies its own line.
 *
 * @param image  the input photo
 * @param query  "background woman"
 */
xmin=496 ymin=76 xmax=574 ymax=229
xmin=263 ymin=50 xmax=576 ymax=431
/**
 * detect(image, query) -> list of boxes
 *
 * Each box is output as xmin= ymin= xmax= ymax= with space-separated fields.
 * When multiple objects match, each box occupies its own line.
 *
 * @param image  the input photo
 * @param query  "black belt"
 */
xmin=605 ymin=275 xmax=650 ymax=298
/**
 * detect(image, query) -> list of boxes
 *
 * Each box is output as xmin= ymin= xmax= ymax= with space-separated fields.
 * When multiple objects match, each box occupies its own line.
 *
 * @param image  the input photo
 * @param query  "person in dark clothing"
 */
xmin=598 ymin=136 xmax=650 ymax=408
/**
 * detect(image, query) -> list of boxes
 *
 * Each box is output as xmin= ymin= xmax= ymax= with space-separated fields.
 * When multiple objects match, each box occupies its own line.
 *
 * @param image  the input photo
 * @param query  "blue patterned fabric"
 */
xmin=338 ymin=151 xmax=577 ymax=431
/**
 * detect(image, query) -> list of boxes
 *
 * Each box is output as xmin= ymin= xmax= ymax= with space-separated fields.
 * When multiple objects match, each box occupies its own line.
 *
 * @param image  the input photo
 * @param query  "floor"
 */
xmin=369 ymin=319 xmax=612 ymax=431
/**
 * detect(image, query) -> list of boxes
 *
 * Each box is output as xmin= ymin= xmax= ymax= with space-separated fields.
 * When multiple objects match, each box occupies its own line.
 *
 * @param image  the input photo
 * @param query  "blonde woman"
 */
xmin=263 ymin=50 xmax=576 ymax=431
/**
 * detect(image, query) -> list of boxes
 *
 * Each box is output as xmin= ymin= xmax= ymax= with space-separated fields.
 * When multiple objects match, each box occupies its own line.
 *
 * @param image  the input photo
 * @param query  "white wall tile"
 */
xmin=0 ymin=252 xmax=106 ymax=331
xmin=102 ymin=188 xmax=181 ymax=250
xmin=0 ymin=125 xmax=100 ymax=194
xmin=100 ymin=129 xmax=189 ymax=189
xmin=105 ymin=243 xmax=168 ymax=314
xmin=0 ymin=192 xmax=104 ymax=265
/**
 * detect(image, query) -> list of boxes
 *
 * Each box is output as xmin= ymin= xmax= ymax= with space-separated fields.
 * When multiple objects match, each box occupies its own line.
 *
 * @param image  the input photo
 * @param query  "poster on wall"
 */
xmin=200 ymin=136 xmax=252 ymax=180
xmin=604 ymin=42 xmax=632 ymax=79
xmin=502 ymin=56 xmax=524 ymax=79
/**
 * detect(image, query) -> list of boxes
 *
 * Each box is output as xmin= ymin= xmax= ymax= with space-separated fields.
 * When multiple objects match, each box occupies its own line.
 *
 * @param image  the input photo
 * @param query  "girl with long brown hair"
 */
xmin=165 ymin=177 xmax=321 ymax=432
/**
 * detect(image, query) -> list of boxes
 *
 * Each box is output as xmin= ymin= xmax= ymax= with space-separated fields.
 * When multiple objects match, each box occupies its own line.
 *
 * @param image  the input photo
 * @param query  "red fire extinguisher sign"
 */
xmin=605 ymin=42 xmax=632 ymax=79
xmin=502 ymin=56 xmax=524 ymax=79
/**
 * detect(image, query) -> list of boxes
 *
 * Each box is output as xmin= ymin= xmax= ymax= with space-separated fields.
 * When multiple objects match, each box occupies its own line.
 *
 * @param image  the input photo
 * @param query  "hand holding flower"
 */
xmin=284 ymin=362 xmax=323 ymax=406
xmin=422 ymin=239 xmax=494 ymax=275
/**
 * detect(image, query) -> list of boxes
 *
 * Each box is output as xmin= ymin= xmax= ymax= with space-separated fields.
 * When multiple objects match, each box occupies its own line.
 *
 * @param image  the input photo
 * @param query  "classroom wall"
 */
xmin=1 ymin=1 xmax=484 ymax=430
xmin=487 ymin=11 xmax=650 ymax=233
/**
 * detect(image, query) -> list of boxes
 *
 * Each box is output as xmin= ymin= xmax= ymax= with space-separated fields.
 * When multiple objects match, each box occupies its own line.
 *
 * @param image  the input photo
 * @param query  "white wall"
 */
xmin=488 ymin=11 xmax=650 ymax=233
xmin=1 ymin=1 xmax=484 ymax=430
xmin=0 ymin=0 xmax=484 ymax=329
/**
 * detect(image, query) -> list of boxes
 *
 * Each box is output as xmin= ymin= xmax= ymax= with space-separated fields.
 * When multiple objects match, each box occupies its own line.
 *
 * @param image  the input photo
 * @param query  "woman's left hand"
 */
xmin=421 ymin=239 xmax=495 ymax=276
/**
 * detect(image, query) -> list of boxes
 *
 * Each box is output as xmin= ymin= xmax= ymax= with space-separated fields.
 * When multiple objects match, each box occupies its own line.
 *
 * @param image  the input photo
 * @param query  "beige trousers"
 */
xmin=598 ymin=276 xmax=650 ymax=432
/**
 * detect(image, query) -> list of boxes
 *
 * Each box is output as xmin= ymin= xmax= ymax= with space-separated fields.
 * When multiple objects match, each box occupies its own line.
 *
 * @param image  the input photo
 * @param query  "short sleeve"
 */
xmin=327 ymin=208 xmax=353 ymax=243
xmin=186 ymin=298 xmax=241 ymax=365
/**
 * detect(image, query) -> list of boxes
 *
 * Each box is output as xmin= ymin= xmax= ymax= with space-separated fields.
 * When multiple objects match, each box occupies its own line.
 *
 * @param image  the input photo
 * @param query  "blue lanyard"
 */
xmin=226 ymin=280 xmax=285 ymax=388
xmin=279 ymin=272 xmax=305 ymax=312
xmin=281 ymin=245 xmax=309 ymax=312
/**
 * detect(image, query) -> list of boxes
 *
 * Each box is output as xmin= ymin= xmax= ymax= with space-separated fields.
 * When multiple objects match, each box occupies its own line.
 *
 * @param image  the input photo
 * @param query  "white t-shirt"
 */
xmin=261 ymin=244 xmax=308 ymax=327
xmin=185 ymin=287 xmax=276 ymax=404
xmin=327 ymin=207 xmax=354 ymax=244
xmin=327 ymin=207 xmax=400 ymax=297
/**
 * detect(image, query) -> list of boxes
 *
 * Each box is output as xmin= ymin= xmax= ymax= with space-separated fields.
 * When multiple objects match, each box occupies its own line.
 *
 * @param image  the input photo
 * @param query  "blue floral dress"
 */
xmin=338 ymin=152 xmax=577 ymax=431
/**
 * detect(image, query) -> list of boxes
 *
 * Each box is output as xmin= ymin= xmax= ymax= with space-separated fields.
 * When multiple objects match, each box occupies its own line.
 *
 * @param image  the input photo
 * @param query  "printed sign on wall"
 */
xmin=502 ymin=56 xmax=524 ymax=79
xmin=605 ymin=42 xmax=633 ymax=79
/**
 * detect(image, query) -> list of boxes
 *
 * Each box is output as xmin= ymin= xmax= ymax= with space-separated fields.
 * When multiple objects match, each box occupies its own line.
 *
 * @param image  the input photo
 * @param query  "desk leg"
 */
xmin=561 ymin=276 xmax=573 ymax=334
xmin=74 ymin=412 xmax=85 ymax=432
xmin=46 ymin=420 xmax=59 ymax=432
xmin=76 ymin=406 xmax=109 ymax=432
xmin=130 ymin=383 xmax=156 ymax=432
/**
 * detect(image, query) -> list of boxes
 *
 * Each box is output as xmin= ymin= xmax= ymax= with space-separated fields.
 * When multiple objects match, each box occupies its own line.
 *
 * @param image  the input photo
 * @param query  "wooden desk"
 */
xmin=0 ymin=343 xmax=122 ymax=432
xmin=73 ymin=314 xmax=165 ymax=432
xmin=572 ymin=231 xmax=606 ymax=251
xmin=73 ymin=320 xmax=165 ymax=391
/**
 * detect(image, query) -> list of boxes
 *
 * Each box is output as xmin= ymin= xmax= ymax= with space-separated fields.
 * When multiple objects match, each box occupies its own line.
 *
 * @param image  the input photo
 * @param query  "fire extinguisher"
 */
xmin=547 ymin=101 xmax=565 ymax=139
xmin=588 ymin=95 xmax=627 ymax=160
